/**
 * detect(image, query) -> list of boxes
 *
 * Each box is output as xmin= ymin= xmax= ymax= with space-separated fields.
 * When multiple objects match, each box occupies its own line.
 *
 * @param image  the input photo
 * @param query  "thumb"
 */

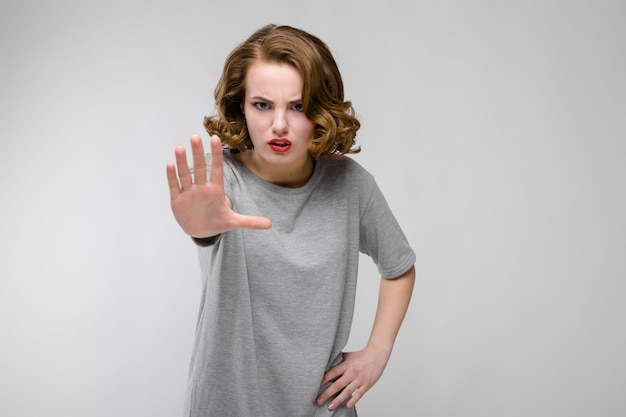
xmin=233 ymin=214 xmax=272 ymax=231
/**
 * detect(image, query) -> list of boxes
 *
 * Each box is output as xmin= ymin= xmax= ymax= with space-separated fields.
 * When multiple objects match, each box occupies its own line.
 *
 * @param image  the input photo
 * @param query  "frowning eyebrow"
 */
xmin=249 ymin=95 xmax=302 ymax=104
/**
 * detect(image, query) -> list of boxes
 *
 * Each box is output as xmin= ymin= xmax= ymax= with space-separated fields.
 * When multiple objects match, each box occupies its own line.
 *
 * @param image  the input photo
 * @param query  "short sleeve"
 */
xmin=359 ymin=180 xmax=416 ymax=278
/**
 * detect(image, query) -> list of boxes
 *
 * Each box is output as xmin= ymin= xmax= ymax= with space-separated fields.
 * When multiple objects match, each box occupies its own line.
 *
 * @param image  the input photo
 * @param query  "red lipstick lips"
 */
xmin=269 ymin=138 xmax=291 ymax=152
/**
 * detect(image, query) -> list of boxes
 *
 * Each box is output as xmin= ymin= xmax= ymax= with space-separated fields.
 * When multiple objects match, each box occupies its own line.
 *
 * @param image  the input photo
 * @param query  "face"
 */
xmin=242 ymin=60 xmax=315 ymax=175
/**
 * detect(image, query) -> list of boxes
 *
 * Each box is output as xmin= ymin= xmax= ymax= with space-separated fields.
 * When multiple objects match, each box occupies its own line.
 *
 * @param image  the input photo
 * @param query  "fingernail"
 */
xmin=328 ymin=402 xmax=335 ymax=411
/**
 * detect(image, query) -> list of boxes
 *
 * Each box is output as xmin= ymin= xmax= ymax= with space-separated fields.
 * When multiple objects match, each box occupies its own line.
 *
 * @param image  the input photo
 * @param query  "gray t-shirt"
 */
xmin=184 ymin=151 xmax=416 ymax=417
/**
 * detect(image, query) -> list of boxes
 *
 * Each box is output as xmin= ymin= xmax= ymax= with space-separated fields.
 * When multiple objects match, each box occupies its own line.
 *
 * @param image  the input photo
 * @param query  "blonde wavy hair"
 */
xmin=204 ymin=24 xmax=361 ymax=158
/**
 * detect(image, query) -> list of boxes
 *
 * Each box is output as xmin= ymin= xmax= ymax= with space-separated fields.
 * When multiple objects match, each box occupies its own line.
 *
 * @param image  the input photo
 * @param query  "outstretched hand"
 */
xmin=166 ymin=134 xmax=272 ymax=238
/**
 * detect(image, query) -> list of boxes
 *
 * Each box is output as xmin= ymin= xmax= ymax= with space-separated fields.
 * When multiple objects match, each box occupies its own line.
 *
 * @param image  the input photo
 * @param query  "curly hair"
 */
xmin=203 ymin=24 xmax=361 ymax=158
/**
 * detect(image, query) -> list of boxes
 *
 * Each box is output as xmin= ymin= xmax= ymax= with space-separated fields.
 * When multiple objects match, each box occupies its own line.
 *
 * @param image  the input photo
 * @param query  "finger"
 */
xmin=320 ymin=363 xmax=345 ymax=386
xmin=166 ymin=161 xmax=181 ymax=200
xmin=175 ymin=145 xmax=192 ymax=190
xmin=208 ymin=135 xmax=224 ymax=187
xmin=328 ymin=382 xmax=361 ymax=411
xmin=317 ymin=373 xmax=348 ymax=406
xmin=346 ymin=385 xmax=366 ymax=409
xmin=232 ymin=213 xmax=272 ymax=231
xmin=190 ymin=134 xmax=207 ymax=185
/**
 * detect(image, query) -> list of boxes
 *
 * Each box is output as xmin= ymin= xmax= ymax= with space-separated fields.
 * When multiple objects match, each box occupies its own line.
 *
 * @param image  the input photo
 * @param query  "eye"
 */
xmin=293 ymin=103 xmax=304 ymax=112
xmin=254 ymin=102 xmax=270 ymax=110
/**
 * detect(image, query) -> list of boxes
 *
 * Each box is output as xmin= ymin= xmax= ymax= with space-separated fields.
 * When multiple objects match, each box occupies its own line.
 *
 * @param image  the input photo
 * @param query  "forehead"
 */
xmin=245 ymin=60 xmax=303 ymax=98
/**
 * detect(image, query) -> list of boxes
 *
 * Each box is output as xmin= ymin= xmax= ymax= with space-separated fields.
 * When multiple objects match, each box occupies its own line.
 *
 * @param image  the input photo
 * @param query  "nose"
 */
xmin=272 ymin=111 xmax=288 ymax=135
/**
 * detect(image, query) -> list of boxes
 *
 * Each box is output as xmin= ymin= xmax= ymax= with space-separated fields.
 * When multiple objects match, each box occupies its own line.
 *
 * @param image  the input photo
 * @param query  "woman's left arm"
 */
xmin=316 ymin=265 xmax=416 ymax=410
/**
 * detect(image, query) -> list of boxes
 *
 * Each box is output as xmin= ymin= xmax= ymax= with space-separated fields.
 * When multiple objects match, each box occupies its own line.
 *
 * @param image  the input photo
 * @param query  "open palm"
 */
xmin=166 ymin=134 xmax=272 ymax=238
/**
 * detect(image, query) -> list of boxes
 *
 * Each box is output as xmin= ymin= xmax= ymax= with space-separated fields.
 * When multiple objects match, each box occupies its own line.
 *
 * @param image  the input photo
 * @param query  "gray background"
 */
xmin=1 ymin=0 xmax=625 ymax=416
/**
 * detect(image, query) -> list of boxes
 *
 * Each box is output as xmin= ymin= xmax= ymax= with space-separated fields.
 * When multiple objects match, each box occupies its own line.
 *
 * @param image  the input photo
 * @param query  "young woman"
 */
xmin=166 ymin=24 xmax=416 ymax=417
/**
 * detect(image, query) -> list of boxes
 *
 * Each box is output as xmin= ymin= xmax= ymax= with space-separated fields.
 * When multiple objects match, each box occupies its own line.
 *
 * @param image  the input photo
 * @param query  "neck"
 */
xmin=237 ymin=151 xmax=315 ymax=188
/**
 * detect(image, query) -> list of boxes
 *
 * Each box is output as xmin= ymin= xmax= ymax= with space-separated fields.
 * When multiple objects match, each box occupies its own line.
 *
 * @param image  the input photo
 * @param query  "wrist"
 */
xmin=191 ymin=234 xmax=221 ymax=247
xmin=364 ymin=340 xmax=393 ymax=362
